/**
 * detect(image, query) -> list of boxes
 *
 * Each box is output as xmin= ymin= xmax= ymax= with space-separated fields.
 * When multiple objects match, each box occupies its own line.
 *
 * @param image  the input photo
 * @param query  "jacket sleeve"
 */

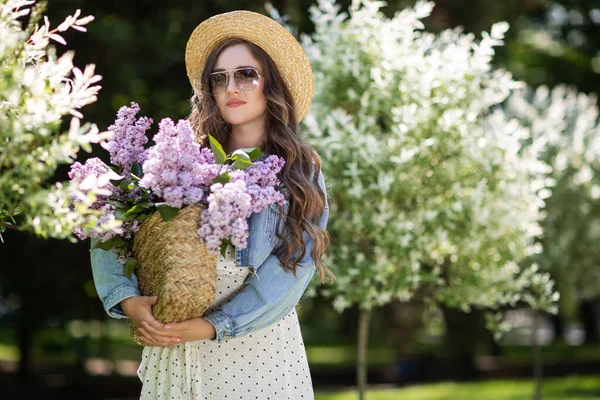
xmin=204 ymin=169 xmax=329 ymax=343
xmin=90 ymin=238 xmax=140 ymax=319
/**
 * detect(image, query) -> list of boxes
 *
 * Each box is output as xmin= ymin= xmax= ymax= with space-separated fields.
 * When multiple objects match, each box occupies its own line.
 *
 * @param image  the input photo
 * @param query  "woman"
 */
xmin=90 ymin=10 xmax=334 ymax=399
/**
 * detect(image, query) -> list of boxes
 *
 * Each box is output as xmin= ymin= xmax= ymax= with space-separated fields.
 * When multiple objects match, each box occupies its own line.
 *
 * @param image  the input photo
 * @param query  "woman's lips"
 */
xmin=226 ymin=99 xmax=246 ymax=108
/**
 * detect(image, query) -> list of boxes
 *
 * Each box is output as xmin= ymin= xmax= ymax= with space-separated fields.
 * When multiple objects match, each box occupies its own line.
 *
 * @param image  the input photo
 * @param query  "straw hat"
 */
xmin=185 ymin=10 xmax=314 ymax=123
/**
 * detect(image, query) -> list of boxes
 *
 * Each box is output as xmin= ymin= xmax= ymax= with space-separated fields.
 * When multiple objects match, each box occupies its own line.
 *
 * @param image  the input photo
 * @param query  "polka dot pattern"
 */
xmin=137 ymin=245 xmax=314 ymax=399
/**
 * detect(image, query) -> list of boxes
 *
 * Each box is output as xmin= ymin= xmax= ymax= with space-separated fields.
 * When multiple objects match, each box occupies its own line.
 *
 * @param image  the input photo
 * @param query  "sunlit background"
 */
xmin=1 ymin=0 xmax=600 ymax=399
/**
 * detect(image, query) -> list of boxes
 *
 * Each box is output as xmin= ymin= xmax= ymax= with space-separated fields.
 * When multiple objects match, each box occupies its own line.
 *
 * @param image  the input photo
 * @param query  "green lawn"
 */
xmin=315 ymin=376 xmax=600 ymax=400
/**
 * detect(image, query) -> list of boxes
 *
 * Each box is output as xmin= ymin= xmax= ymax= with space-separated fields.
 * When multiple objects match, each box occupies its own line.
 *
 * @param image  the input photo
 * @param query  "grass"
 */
xmin=501 ymin=342 xmax=600 ymax=365
xmin=314 ymin=375 xmax=600 ymax=400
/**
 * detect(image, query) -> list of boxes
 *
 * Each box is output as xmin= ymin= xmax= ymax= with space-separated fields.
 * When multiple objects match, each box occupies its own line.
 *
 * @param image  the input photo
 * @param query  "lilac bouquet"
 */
xmin=70 ymin=102 xmax=285 ymax=276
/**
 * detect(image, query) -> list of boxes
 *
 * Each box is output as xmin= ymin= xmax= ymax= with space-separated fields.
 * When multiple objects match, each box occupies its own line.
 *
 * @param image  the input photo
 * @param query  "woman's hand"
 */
xmin=120 ymin=296 xmax=180 ymax=348
xmin=161 ymin=318 xmax=217 ymax=343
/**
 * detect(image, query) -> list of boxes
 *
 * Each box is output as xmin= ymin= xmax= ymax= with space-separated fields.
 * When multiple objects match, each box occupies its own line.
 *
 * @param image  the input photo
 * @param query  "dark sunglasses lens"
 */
xmin=234 ymin=68 xmax=260 ymax=89
xmin=210 ymin=73 xmax=227 ymax=88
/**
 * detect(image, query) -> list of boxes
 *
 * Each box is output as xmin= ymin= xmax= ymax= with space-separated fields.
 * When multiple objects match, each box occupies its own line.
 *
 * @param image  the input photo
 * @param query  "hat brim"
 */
xmin=185 ymin=10 xmax=314 ymax=123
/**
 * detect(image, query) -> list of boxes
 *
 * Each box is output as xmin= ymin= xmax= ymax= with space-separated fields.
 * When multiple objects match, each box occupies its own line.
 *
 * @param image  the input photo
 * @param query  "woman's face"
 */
xmin=211 ymin=44 xmax=267 ymax=126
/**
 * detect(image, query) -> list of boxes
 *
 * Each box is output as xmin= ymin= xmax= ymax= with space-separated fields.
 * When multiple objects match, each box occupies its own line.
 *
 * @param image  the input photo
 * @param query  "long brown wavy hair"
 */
xmin=187 ymin=38 xmax=334 ymax=284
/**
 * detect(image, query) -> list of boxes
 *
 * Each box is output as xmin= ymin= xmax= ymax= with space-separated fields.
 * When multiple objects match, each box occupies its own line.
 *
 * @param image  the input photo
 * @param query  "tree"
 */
xmin=0 ymin=0 xmax=112 ymax=241
xmin=300 ymin=0 xmax=557 ymax=396
xmin=0 ymin=0 xmax=110 ymax=382
xmin=504 ymin=84 xmax=600 ymax=343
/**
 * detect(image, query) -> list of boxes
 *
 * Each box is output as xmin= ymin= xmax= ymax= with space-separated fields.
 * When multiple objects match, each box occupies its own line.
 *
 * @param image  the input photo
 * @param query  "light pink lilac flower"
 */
xmin=230 ymin=155 xmax=286 ymax=213
xmin=197 ymin=180 xmax=253 ymax=253
xmin=103 ymin=102 xmax=152 ymax=173
xmin=69 ymin=158 xmax=144 ymax=241
xmin=68 ymin=157 xmax=116 ymax=209
xmin=139 ymin=118 xmax=220 ymax=208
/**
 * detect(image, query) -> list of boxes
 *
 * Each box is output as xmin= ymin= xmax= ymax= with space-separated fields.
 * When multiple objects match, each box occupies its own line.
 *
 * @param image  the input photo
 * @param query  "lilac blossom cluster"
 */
xmin=68 ymin=158 xmax=115 ymax=240
xmin=237 ymin=155 xmax=286 ymax=213
xmin=197 ymin=180 xmax=253 ymax=252
xmin=69 ymin=101 xmax=288 ymax=258
xmin=103 ymin=102 xmax=152 ymax=173
xmin=68 ymin=158 xmax=142 ymax=241
xmin=68 ymin=157 xmax=116 ymax=209
xmin=139 ymin=118 xmax=220 ymax=208
xmin=197 ymin=156 xmax=286 ymax=253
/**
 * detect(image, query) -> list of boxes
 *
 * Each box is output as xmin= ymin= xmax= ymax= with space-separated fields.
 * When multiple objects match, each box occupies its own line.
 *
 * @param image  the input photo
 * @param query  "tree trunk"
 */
xmin=16 ymin=317 xmax=33 ymax=384
xmin=550 ymin=312 xmax=564 ymax=342
xmin=357 ymin=308 xmax=371 ymax=400
xmin=579 ymin=299 xmax=599 ymax=343
xmin=532 ymin=310 xmax=543 ymax=400
xmin=441 ymin=306 xmax=480 ymax=380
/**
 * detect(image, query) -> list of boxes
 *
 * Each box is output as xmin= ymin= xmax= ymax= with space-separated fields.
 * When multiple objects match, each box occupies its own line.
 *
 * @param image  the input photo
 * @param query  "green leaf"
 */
xmin=213 ymin=172 xmax=231 ymax=184
xmin=130 ymin=163 xmax=144 ymax=179
xmin=105 ymin=199 xmax=124 ymax=207
xmin=119 ymin=179 xmax=130 ymax=192
xmin=124 ymin=257 xmax=138 ymax=279
xmin=220 ymin=238 xmax=232 ymax=258
xmin=231 ymin=149 xmax=252 ymax=170
xmin=208 ymin=134 xmax=227 ymax=164
xmin=92 ymin=236 xmax=128 ymax=250
xmin=123 ymin=204 xmax=143 ymax=218
xmin=239 ymin=147 xmax=264 ymax=160
xmin=115 ymin=207 xmax=129 ymax=220
xmin=110 ymin=178 xmax=124 ymax=187
xmin=231 ymin=158 xmax=252 ymax=170
xmin=136 ymin=201 xmax=153 ymax=209
xmin=231 ymin=149 xmax=251 ymax=161
xmin=156 ymin=203 xmax=180 ymax=222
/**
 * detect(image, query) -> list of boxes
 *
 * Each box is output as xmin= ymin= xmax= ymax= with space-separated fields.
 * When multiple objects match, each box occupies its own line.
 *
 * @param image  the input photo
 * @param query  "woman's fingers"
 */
xmin=139 ymin=326 xmax=179 ymax=347
xmin=144 ymin=316 xmax=168 ymax=332
xmin=139 ymin=326 xmax=157 ymax=346
xmin=141 ymin=321 xmax=180 ymax=342
xmin=142 ymin=320 xmax=174 ymax=337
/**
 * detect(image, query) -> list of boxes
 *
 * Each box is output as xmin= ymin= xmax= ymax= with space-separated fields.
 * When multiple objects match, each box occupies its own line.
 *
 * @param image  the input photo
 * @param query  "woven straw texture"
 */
xmin=130 ymin=204 xmax=217 ymax=346
xmin=184 ymin=10 xmax=314 ymax=123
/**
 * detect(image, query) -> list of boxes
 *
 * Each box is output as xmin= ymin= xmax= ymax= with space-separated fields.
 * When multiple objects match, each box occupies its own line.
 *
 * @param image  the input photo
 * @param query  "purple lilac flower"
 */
xmin=139 ymin=118 xmax=220 ymax=208
xmin=244 ymin=184 xmax=285 ymax=213
xmin=243 ymin=155 xmax=285 ymax=187
xmin=103 ymin=102 xmax=152 ymax=173
xmin=230 ymin=155 xmax=286 ymax=213
xmin=69 ymin=158 xmax=144 ymax=242
xmin=72 ymin=203 xmax=142 ymax=244
xmin=197 ymin=180 xmax=253 ymax=253
xmin=68 ymin=157 xmax=118 ymax=209
xmin=72 ymin=203 xmax=118 ymax=241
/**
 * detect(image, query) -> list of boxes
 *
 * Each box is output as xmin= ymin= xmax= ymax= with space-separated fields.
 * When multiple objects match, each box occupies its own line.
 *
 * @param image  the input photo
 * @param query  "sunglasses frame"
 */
xmin=209 ymin=67 xmax=263 ymax=93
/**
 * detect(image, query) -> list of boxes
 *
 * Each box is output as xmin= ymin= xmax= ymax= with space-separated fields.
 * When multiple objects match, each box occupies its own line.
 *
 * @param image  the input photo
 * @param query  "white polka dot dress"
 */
xmin=136 ymin=245 xmax=314 ymax=399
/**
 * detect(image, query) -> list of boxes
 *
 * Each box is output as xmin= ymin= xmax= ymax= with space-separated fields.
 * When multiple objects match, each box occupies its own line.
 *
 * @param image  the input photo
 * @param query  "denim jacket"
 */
xmin=90 ymin=166 xmax=328 ymax=344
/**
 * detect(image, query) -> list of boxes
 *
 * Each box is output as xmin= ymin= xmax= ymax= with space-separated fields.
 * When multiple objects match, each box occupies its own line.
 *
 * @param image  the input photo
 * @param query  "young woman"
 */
xmin=90 ymin=10 xmax=334 ymax=399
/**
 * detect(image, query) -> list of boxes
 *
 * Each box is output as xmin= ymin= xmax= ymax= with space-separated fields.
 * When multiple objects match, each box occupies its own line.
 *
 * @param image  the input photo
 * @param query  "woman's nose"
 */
xmin=226 ymin=75 xmax=240 ymax=94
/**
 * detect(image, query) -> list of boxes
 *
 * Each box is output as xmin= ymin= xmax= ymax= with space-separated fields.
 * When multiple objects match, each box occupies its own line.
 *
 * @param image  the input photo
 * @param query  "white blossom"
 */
xmin=0 ymin=0 xmax=108 ymax=241
xmin=300 ymin=0 xmax=557 ymax=315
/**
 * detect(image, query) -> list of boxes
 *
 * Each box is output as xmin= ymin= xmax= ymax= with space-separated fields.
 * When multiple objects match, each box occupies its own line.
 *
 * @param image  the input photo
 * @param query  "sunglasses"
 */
xmin=209 ymin=67 xmax=263 ymax=93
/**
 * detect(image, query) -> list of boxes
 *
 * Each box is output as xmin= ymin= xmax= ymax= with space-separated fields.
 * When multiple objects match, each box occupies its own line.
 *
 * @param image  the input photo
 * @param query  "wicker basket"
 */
xmin=129 ymin=204 xmax=218 ymax=346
